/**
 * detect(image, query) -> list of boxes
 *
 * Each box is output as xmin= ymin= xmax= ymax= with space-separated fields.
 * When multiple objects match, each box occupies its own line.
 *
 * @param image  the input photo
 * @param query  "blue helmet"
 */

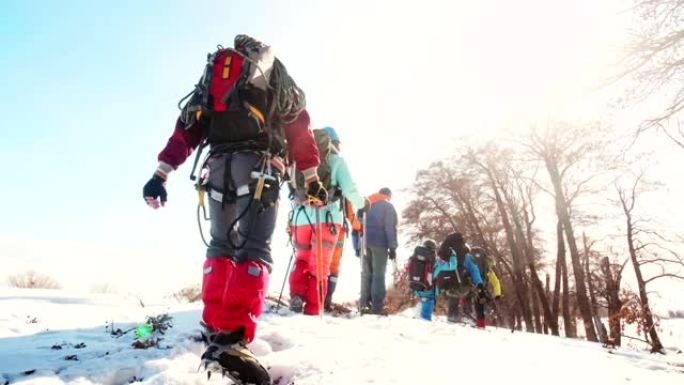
xmin=322 ymin=126 xmax=340 ymax=143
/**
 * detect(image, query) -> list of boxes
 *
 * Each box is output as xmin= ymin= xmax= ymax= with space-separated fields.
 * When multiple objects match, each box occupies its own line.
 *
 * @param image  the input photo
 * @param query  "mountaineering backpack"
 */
xmin=433 ymin=250 xmax=470 ymax=298
xmin=290 ymin=128 xmax=340 ymax=203
xmin=178 ymin=40 xmax=284 ymax=153
xmin=469 ymin=247 xmax=489 ymax=284
xmin=407 ymin=245 xmax=436 ymax=291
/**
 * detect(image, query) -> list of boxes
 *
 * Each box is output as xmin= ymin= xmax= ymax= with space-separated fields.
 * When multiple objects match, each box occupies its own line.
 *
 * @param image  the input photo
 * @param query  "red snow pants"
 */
xmin=288 ymin=223 xmax=340 ymax=315
xmin=201 ymin=257 xmax=269 ymax=342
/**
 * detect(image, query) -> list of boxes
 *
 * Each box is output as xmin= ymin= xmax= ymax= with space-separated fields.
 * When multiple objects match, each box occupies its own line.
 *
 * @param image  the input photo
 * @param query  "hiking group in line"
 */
xmin=142 ymin=35 xmax=500 ymax=385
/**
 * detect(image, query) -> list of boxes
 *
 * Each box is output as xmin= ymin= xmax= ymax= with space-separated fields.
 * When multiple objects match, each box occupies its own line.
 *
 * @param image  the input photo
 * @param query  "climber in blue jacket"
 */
xmin=435 ymin=233 xmax=489 ymax=327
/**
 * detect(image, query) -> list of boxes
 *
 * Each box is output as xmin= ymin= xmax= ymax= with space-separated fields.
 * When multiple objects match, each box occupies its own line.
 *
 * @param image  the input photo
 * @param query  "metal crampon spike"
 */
xmin=207 ymin=370 xmax=212 ymax=380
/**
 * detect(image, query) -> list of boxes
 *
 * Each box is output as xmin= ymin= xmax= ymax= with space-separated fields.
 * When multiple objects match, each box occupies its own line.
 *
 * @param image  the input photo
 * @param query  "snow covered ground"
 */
xmin=1 ymin=288 xmax=682 ymax=385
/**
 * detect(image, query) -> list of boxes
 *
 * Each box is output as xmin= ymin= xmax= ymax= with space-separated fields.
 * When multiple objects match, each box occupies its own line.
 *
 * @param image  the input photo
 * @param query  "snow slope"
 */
xmin=1 ymin=288 xmax=682 ymax=385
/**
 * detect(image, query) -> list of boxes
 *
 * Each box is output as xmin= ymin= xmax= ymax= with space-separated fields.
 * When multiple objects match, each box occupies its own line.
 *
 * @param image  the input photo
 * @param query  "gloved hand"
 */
xmin=306 ymin=179 xmax=328 ymax=205
xmin=362 ymin=197 xmax=371 ymax=213
xmin=495 ymin=295 xmax=502 ymax=301
xmin=143 ymin=174 xmax=167 ymax=209
xmin=477 ymin=283 xmax=490 ymax=305
xmin=388 ymin=248 xmax=397 ymax=260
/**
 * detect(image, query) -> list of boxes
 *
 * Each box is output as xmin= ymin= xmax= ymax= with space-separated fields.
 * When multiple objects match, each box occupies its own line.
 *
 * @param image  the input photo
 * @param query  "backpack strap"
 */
xmin=325 ymin=211 xmax=337 ymax=236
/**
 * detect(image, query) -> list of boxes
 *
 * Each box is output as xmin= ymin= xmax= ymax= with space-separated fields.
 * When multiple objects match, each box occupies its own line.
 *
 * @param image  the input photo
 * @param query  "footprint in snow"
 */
xmin=255 ymin=330 xmax=296 ymax=354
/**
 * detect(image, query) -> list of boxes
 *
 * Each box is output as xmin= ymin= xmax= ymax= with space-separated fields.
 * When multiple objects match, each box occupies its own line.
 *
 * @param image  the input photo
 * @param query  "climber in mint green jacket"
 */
xmin=290 ymin=152 xmax=364 ymax=228
xmin=288 ymin=127 xmax=366 ymax=315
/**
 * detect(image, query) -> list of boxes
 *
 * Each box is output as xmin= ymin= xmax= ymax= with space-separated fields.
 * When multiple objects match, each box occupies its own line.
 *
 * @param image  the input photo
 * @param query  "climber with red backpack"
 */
xmin=287 ymin=126 xmax=366 ymax=316
xmin=142 ymin=35 xmax=326 ymax=385
xmin=407 ymin=239 xmax=438 ymax=320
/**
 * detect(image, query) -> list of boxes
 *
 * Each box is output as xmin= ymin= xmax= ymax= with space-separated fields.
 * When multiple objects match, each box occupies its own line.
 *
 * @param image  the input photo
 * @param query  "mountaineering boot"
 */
xmin=289 ymin=295 xmax=304 ymax=313
xmin=324 ymin=275 xmax=337 ymax=312
xmin=199 ymin=321 xmax=215 ymax=345
xmin=201 ymin=329 xmax=271 ymax=385
xmin=372 ymin=308 xmax=388 ymax=316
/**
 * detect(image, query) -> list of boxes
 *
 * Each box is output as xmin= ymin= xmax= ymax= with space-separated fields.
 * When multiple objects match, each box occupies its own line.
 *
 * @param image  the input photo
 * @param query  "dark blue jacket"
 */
xmin=364 ymin=194 xmax=398 ymax=250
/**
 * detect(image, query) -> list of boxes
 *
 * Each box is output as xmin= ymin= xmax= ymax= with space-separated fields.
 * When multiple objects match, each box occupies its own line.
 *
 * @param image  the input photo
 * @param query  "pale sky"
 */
xmin=1 ymin=0 xmax=681 ymax=310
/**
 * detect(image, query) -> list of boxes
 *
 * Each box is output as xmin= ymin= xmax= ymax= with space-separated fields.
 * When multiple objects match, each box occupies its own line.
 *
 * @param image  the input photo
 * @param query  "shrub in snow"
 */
xmin=667 ymin=309 xmax=684 ymax=319
xmin=89 ymin=283 xmax=118 ymax=294
xmin=385 ymin=264 xmax=418 ymax=314
xmin=131 ymin=314 xmax=174 ymax=349
xmin=171 ymin=285 xmax=201 ymax=303
xmin=7 ymin=270 xmax=61 ymax=289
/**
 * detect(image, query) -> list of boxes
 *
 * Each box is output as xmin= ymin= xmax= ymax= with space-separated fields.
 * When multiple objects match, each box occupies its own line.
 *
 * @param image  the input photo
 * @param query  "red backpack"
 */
xmin=178 ymin=37 xmax=280 ymax=152
xmin=407 ymin=245 xmax=436 ymax=291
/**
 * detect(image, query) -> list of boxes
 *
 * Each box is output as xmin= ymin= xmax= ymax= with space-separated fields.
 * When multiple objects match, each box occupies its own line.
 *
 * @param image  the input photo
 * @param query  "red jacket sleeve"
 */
xmin=157 ymin=117 xmax=205 ymax=170
xmin=283 ymin=109 xmax=320 ymax=173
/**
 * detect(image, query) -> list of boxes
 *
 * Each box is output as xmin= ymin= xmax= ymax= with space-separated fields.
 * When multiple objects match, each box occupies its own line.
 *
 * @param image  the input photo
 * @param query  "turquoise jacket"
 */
xmin=291 ymin=153 xmax=364 ymax=227
xmin=415 ymin=253 xmax=484 ymax=298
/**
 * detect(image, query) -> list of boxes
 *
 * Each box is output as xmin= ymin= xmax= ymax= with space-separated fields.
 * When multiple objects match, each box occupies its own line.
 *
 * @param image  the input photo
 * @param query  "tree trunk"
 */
xmin=500 ymin=175 xmax=557 ymax=335
xmin=560 ymin=241 xmax=577 ymax=338
xmin=521 ymin=203 xmax=559 ymax=335
xmin=485 ymin=170 xmax=534 ymax=332
xmin=531 ymin=286 xmax=544 ymax=333
xmin=545 ymin=158 xmax=598 ymax=342
xmin=583 ymin=233 xmax=608 ymax=343
xmin=544 ymin=274 xmax=551 ymax=334
xmin=601 ymin=257 xmax=622 ymax=346
xmin=624 ymin=206 xmax=664 ymax=352
xmin=552 ymin=220 xmax=563 ymax=322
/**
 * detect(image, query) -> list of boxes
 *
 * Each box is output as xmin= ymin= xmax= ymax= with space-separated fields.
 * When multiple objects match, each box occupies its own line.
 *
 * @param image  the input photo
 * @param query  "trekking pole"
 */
xmin=360 ymin=212 xmax=368 ymax=312
xmin=276 ymin=245 xmax=295 ymax=312
xmin=314 ymin=205 xmax=325 ymax=318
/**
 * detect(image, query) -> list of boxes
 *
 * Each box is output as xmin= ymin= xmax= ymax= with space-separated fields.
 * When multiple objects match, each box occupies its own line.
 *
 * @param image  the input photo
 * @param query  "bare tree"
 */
xmin=402 ymin=147 xmax=536 ymax=331
xmin=524 ymin=122 xmax=603 ymax=342
xmin=518 ymin=177 xmax=559 ymax=335
xmin=621 ymin=0 xmax=684 ymax=148
xmin=466 ymin=147 xmax=536 ymax=332
xmin=616 ymin=171 xmax=684 ymax=353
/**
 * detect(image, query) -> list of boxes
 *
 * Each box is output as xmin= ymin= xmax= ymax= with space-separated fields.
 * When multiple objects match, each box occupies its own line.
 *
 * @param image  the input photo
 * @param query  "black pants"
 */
xmin=447 ymin=294 xmax=486 ymax=321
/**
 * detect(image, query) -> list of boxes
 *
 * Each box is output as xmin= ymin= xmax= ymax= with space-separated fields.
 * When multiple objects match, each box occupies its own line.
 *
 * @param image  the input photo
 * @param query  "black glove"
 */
xmin=306 ymin=179 xmax=328 ymax=205
xmin=495 ymin=295 xmax=502 ymax=301
xmin=388 ymin=248 xmax=397 ymax=260
xmin=362 ymin=197 xmax=371 ymax=213
xmin=143 ymin=174 xmax=167 ymax=209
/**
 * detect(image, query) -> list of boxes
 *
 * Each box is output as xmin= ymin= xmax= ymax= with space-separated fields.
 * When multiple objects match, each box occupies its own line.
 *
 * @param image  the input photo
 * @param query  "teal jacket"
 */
xmin=291 ymin=153 xmax=364 ymax=227
xmin=416 ymin=254 xmax=484 ymax=298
